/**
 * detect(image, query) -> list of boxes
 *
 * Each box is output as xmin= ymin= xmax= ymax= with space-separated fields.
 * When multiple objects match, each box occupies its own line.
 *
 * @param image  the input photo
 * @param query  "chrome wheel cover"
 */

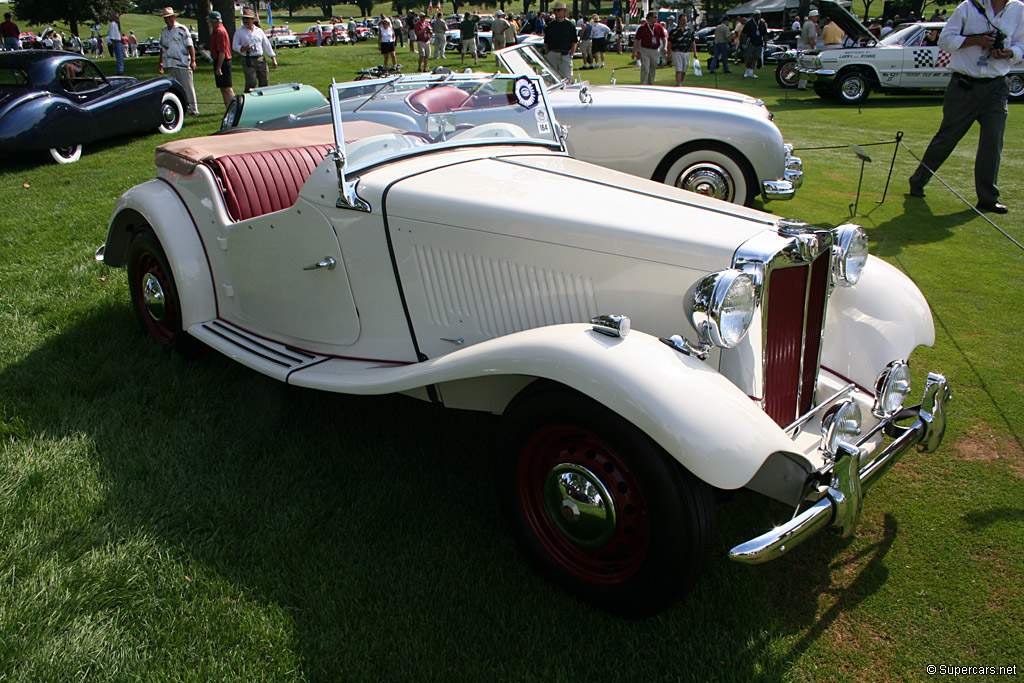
xmin=161 ymin=101 xmax=179 ymax=126
xmin=840 ymin=76 xmax=866 ymax=101
xmin=543 ymin=463 xmax=616 ymax=548
xmin=676 ymin=163 xmax=734 ymax=201
xmin=1008 ymin=73 xmax=1024 ymax=98
xmin=141 ymin=272 xmax=167 ymax=321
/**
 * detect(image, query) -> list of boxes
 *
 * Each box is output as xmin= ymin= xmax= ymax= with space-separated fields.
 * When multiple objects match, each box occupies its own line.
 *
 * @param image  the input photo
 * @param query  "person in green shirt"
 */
xmin=459 ymin=12 xmax=479 ymax=65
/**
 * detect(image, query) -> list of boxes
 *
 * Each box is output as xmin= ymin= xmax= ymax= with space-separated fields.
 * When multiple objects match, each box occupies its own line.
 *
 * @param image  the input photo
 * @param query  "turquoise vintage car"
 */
xmin=220 ymin=82 xmax=328 ymax=130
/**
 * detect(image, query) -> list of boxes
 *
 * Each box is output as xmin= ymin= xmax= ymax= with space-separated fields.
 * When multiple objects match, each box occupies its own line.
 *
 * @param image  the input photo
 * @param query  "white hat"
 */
xmin=808 ymin=9 xmax=819 ymax=16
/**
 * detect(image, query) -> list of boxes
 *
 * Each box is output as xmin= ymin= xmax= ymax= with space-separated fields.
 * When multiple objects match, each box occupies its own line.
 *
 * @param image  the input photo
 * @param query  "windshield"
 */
xmin=879 ymin=24 xmax=922 ymax=46
xmin=495 ymin=45 xmax=565 ymax=88
xmin=329 ymin=73 xmax=562 ymax=171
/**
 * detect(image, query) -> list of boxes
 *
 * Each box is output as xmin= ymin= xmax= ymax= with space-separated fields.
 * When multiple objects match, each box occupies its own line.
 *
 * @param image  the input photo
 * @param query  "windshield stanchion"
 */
xmin=329 ymin=82 xmax=370 ymax=213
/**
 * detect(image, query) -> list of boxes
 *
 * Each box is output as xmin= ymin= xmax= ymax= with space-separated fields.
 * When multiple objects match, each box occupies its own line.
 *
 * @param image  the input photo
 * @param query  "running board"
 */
xmin=189 ymin=320 xmax=330 ymax=381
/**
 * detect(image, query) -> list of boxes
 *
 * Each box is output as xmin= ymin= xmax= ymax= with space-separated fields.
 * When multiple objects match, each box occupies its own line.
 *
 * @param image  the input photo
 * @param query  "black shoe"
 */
xmin=908 ymin=181 xmax=926 ymax=198
xmin=977 ymin=201 xmax=1009 ymax=214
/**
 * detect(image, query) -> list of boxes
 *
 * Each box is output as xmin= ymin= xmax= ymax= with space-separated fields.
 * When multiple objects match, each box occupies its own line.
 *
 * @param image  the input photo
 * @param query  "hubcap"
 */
xmin=677 ymin=163 xmax=733 ymax=200
xmin=1009 ymin=75 xmax=1024 ymax=97
xmin=544 ymin=463 xmax=616 ymax=547
xmin=141 ymin=272 xmax=166 ymax=321
xmin=162 ymin=102 xmax=178 ymax=125
xmin=56 ymin=146 xmax=76 ymax=158
xmin=842 ymin=78 xmax=864 ymax=100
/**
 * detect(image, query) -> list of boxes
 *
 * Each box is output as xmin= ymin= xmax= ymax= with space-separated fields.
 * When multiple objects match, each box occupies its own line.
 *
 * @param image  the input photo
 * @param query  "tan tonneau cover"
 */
xmin=154 ymin=121 xmax=401 ymax=173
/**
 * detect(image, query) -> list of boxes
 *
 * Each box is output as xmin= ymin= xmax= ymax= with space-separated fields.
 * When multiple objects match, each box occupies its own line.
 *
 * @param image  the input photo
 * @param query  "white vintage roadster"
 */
xmin=99 ymin=73 xmax=950 ymax=616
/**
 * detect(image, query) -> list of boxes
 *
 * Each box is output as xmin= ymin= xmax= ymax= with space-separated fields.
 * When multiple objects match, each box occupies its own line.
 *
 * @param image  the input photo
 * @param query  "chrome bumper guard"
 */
xmin=762 ymin=148 xmax=803 ymax=201
xmin=729 ymin=372 xmax=952 ymax=565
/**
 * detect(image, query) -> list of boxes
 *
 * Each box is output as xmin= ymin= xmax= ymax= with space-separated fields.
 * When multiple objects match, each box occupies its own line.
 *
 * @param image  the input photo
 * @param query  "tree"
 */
xmin=12 ymin=0 xmax=130 ymax=36
xmin=319 ymin=2 xmax=333 ymax=18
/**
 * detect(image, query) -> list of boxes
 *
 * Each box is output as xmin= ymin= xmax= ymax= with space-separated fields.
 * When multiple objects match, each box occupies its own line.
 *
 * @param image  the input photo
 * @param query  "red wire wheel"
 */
xmin=516 ymin=423 xmax=651 ymax=585
xmin=126 ymin=230 xmax=196 ymax=355
xmin=497 ymin=385 xmax=716 ymax=617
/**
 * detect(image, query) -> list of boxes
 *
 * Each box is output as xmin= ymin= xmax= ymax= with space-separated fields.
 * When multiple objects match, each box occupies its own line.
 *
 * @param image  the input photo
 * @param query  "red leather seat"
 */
xmin=205 ymin=144 xmax=333 ymax=222
xmin=406 ymin=85 xmax=470 ymax=114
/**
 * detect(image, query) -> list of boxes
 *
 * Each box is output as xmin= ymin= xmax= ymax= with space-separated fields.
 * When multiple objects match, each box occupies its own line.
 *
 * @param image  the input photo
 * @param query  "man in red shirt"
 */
xmin=414 ymin=12 xmax=432 ymax=72
xmin=208 ymin=11 xmax=234 ymax=107
xmin=632 ymin=11 xmax=668 ymax=85
xmin=2 ymin=13 xmax=20 ymax=51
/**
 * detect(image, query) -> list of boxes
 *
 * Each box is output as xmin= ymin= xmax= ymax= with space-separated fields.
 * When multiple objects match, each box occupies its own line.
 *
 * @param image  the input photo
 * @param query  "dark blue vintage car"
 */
xmin=0 ymin=50 xmax=188 ymax=164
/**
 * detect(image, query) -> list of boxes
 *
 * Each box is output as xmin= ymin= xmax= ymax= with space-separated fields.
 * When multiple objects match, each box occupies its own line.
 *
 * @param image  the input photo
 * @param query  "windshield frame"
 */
xmin=495 ymin=43 xmax=568 ymax=90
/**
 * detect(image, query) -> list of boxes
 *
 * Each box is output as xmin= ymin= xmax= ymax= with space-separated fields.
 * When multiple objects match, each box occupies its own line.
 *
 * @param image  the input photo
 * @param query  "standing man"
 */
xmin=909 ymin=0 xmax=1024 ymax=213
xmin=158 ymin=7 xmax=199 ymax=115
xmin=796 ymin=10 xmax=819 ymax=89
xmin=414 ymin=13 xmax=432 ymax=72
xmin=579 ymin=13 xmax=594 ymax=69
xmin=2 ymin=13 xmax=19 ymax=51
xmin=208 ymin=11 xmax=234 ymax=108
xmin=591 ymin=15 xmax=611 ymax=68
xmin=821 ymin=17 xmax=845 ymax=48
xmin=232 ymin=7 xmax=277 ymax=92
xmin=632 ymin=10 xmax=669 ymax=85
xmin=108 ymin=13 xmax=124 ymax=75
xmin=544 ymin=2 xmax=578 ymax=80
xmin=668 ymin=14 xmax=697 ymax=86
xmin=347 ymin=17 xmax=358 ymax=44
xmin=709 ymin=16 xmax=733 ymax=72
xmin=459 ymin=12 xmax=479 ymax=65
xmin=492 ymin=10 xmax=510 ymax=52
xmin=431 ymin=13 xmax=447 ymax=59
xmin=315 ymin=19 xmax=323 ymax=46
xmin=740 ymin=10 xmax=768 ymax=78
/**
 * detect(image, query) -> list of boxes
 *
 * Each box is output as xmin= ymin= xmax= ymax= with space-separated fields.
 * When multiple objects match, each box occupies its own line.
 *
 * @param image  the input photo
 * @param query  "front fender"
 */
xmin=822 ymin=255 xmax=934 ymax=388
xmin=102 ymin=179 xmax=216 ymax=330
xmin=289 ymin=323 xmax=800 ymax=490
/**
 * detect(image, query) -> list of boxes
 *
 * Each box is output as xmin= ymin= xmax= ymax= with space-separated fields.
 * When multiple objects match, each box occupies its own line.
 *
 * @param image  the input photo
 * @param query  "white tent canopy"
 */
xmin=725 ymin=0 xmax=852 ymax=15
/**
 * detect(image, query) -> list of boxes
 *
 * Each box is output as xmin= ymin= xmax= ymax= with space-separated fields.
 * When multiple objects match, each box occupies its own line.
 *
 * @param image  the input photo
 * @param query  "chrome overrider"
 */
xmin=729 ymin=372 xmax=952 ymax=564
xmin=762 ymin=144 xmax=804 ymax=201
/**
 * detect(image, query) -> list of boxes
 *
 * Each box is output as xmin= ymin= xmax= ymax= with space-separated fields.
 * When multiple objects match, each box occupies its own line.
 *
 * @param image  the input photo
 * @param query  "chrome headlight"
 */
xmin=688 ymin=270 xmax=757 ymax=349
xmin=873 ymin=360 xmax=912 ymax=417
xmin=833 ymin=223 xmax=868 ymax=287
xmin=821 ymin=398 xmax=863 ymax=456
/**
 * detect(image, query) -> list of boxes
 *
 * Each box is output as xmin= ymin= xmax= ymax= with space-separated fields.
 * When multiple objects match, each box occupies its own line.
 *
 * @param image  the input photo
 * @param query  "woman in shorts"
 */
xmin=378 ymin=17 xmax=396 ymax=66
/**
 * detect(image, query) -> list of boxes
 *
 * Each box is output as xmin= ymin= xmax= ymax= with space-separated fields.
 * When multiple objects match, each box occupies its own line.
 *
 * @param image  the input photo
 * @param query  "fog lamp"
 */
xmin=873 ymin=360 xmax=912 ymax=418
xmin=821 ymin=398 xmax=863 ymax=456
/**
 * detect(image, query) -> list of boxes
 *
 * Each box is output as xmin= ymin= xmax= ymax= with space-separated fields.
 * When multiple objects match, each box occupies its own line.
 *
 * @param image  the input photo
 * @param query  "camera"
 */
xmin=993 ymin=28 xmax=1006 ymax=50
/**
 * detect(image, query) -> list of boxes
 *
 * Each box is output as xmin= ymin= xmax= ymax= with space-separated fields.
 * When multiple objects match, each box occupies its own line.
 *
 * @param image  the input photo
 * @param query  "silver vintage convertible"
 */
xmin=241 ymin=44 xmax=802 ymax=207
xmin=101 ymin=73 xmax=948 ymax=616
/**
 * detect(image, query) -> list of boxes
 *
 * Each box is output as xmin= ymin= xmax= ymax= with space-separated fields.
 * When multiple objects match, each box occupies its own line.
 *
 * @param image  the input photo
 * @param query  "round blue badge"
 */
xmin=514 ymin=76 xmax=539 ymax=109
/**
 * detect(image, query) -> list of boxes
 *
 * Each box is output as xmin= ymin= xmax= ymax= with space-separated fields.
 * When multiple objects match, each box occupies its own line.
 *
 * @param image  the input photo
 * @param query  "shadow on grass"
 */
xmin=0 ymin=305 xmax=906 ymax=679
xmin=857 ymin=194 xmax=976 ymax=257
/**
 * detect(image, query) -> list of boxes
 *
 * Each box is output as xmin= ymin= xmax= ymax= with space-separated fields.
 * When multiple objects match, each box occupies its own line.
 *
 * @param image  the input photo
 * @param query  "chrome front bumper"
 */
xmin=762 ymin=145 xmax=803 ymax=201
xmin=729 ymin=372 xmax=952 ymax=564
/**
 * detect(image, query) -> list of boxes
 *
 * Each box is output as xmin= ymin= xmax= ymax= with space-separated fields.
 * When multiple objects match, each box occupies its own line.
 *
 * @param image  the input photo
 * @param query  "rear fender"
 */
xmin=103 ymin=179 xmax=216 ymax=330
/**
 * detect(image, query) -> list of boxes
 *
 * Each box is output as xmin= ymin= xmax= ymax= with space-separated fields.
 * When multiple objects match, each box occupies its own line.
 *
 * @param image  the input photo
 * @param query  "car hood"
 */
xmin=559 ymin=83 xmax=769 ymax=117
xmin=376 ymin=152 xmax=775 ymax=271
xmin=817 ymin=0 xmax=875 ymax=46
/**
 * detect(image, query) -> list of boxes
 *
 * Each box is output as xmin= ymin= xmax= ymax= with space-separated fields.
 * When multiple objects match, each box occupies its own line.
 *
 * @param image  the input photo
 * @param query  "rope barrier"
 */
xmin=791 ymin=133 xmax=1024 ymax=253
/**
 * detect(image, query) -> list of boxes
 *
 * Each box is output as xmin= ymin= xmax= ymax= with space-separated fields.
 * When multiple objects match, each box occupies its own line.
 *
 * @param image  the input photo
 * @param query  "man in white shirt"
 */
xmin=157 ymin=6 xmax=199 ymax=114
xmin=909 ymin=0 xmax=1024 ymax=213
xmin=232 ymin=6 xmax=278 ymax=92
xmin=108 ymin=13 xmax=124 ymax=74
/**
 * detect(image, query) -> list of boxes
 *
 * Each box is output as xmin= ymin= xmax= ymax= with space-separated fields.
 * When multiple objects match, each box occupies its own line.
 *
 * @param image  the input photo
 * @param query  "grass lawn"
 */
xmin=1 ymin=33 xmax=1023 ymax=682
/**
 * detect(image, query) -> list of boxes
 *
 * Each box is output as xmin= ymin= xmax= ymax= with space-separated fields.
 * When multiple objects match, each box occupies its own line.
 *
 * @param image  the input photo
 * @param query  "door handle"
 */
xmin=303 ymin=256 xmax=336 ymax=271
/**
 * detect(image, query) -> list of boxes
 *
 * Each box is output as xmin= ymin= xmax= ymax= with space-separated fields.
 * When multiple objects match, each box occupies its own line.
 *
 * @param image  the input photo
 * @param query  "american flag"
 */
xmin=629 ymin=0 xmax=638 ymax=16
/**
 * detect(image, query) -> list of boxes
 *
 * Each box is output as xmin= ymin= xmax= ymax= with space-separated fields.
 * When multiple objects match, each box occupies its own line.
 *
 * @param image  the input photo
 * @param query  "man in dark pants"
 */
xmin=543 ymin=2 xmax=578 ymax=80
xmin=909 ymin=0 xmax=1024 ymax=213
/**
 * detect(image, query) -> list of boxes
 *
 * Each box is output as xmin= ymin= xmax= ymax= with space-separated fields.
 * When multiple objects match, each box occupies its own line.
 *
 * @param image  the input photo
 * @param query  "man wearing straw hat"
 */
xmin=157 ymin=7 xmax=199 ymax=115
xmin=232 ymin=6 xmax=277 ymax=92
xmin=544 ymin=2 xmax=577 ymax=79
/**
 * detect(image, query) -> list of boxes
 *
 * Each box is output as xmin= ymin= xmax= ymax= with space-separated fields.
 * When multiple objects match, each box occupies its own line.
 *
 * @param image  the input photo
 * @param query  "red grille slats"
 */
xmin=800 ymin=254 xmax=831 ymax=415
xmin=764 ymin=265 xmax=808 ymax=426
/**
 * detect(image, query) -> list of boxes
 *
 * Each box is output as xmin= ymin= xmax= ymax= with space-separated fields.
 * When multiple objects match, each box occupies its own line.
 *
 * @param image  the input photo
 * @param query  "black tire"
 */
xmin=775 ymin=58 xmax=799 ymax=89
xmin=496 ymin=385 xmax=716 ymax=617
xmin=1008 ymin=72 xmax=1024 ymax=102
xmin=834 ymin=69 xmax=871 ymax=105
xmin=126 ymin=229 xmax=199 ymax=356
xmin=814 ymin=82 xmax=833 ymax=99
xmin=654 ymin=141 xmax=757 ymax=206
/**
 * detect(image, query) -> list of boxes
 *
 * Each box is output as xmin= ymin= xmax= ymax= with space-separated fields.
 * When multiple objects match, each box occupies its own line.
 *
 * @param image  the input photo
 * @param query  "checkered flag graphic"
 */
xmin=936 ymin=50 xmax=951 ymax=67
xmin=913 ymin=49 xmax=934 ymax=68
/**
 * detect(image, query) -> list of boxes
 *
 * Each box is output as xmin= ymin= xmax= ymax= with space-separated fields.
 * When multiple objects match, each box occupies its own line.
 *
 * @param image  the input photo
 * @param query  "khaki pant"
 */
xmin=638 ymin=46 xmax=659 ymax=85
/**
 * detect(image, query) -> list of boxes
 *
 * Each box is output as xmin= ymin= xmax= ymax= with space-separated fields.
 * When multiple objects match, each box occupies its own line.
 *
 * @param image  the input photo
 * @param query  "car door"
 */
xmin=57 ymin=58 xmax=143 ymax=132
xmin=222 ymin=198 xmax=361 ymax=346
xmin=896 ymin=26 xmax=947 ymax=89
